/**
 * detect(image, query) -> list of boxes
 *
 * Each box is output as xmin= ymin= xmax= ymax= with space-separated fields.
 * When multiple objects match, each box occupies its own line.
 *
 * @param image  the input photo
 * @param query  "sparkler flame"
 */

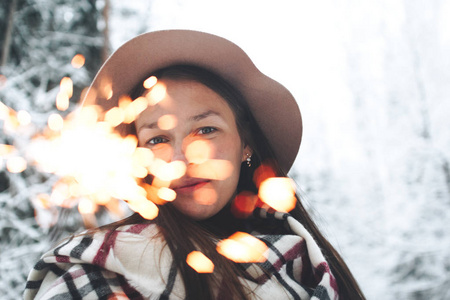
xmin=186 ymin=251 xmax=214 ymax=273
xmin=217 ymin=232 xmax=268 ymax=263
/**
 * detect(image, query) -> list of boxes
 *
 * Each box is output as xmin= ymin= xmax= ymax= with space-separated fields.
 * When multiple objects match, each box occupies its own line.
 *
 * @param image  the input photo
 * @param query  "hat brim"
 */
xmin=83 ymin=29 xmax=302 ymax=173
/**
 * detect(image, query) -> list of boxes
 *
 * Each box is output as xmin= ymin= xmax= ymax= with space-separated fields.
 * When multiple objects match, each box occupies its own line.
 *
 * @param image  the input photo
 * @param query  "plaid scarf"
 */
xmin=24 ymin=210 xmax=339 ymax=299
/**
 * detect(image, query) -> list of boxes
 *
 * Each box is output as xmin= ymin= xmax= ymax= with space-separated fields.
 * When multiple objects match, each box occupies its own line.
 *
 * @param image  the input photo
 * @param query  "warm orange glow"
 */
xmin=231 ymin=191 xmax=258 ymax=218
xmin=150 ymin=159 xmax=186 ymax=182
xmin=186 ymin=140 xmax=211 ymax=164
xmin=48 ymin=113 xmax=64 ymax=131
xmin=35 ymin=193 xmax=52 ymax=209
xmin=146 ymin=82 xmax=167 ymax=105
xmin=157 ymin=187 xmax=177 ymax=201
xmin=71 ymin=54 xmax=86 ymax=68
xmin=258 ymin=177 xmax=296 ymax=212
xmin=6 ymin=156 xmax=27 ymax=173
xmin=193 ymin=185 xmax=217 ymax=205
xmin=0 ymin=144 xmax=15 ymax=156
xmin=187 ymin=159 xmax=233 ymax=180
xmin=143 ymin=76 xmax=158 ymax=89
xmin=56 ymin=92 xmax=70 ymax=111
xmin=104 ymin=107 xmax=125 ymax=127
xmin=17 ymin=110 xmax=32 ymax=126
xmin=133 ymin=147 xmax=154 ymax=168
xmin=78 ymin=198 xmax=97 ymax=214
xmin=99 ymin=78 xmax=113 ymax=100
xmin=217 ymin=232 xmax=268 ymax=263
xmin=123 ymin=97 xmax=149 ymax=124
xmin=186 ymin=251 xmax=214 ymax=273
xmin=128 ymin=198 xmax=159 ymax=220
xmin=157 ymin=114 xmax=177 ymax=130
xmin=253 ymin=163 xmax=277 ymax=188
xmin=60 ymin=77 xmax=73 ymax=98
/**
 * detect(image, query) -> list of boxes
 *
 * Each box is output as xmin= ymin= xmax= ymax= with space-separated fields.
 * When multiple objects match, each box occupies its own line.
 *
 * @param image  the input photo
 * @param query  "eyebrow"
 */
xmin=137 ymin=110 xmax=221 ymax=132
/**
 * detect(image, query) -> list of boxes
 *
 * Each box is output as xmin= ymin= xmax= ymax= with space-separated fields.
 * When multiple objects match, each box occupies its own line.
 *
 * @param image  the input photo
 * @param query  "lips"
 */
xmin=171 ymin=178 xmax=211 ymax=193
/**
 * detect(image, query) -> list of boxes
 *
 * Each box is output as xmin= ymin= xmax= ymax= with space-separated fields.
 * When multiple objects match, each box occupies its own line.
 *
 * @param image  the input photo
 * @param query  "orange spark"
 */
xmin=6 ymin=156 xmax=27 ymax=173
xmin=157 ymin=114 xmax=177 ymax=130
xmin=60 ymin=77 xmax=73 ymax=98
xmin=217 ymin=232 xmax=268 ymax=263
xmin=146 ymin=82 xmax=166 ymax=105
xmin=48 ymin=113 xmax=64 ymax=131
xmin=0 ymin=144 xmax=15 ymax=156
xmin=157 ymin=187 xmax=177 ymax=201
xmin=71 ymin=54 xmax=85 ymax=69
xmin=56 ymin=92 xmax=70 ymax=111
xmin=104 ymin=107 xmax=125 ymax=127
xmin=123 ymin=96 xmax=149 ymax=124
xmin=186 ymin=140 xmax=211 ymax=164
xmin=143 ymin=76 xmax=158 ymax=89
xmin=150 ymin=159 xmax=186 ymax=182
xmin=193 ymin=185 xmax=217 ymax=205
xmin=253 ymin=163 xmax=277 ymax=188
xmin=231 ymin=191 xmax=258 ymax=218
xmin=17 ymin=110 xmax=31 ymax=126
xmin=187 ymin=159 xmax=233 ymax=180
xmin=258 ymin=177 xmax=296 ymax=212
xmin=128 ymin=198 xmax=159 ymax=220
xmin=78 ymin=198 xmax=97 ymax=214
xmin=186 ymin=251 xmax=214 ymax=273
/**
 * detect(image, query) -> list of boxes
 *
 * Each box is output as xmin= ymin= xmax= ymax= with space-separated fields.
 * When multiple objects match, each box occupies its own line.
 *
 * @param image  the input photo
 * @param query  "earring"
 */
xmin=246 ymin=153 xmax=252 ymax=167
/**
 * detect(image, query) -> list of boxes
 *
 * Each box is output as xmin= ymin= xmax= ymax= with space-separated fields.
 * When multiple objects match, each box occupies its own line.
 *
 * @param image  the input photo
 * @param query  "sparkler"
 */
xmin=1 ymin=55 xmax=299 ymax=270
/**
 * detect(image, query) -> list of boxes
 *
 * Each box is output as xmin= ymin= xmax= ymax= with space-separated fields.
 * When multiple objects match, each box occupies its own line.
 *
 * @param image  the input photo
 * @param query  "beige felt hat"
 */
xmin=83 ymin=29 xmax=302 ymax=172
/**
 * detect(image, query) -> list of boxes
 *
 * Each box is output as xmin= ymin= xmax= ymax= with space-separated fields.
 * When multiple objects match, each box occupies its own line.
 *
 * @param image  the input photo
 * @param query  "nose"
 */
xmin=169 ymin=139 xmax=189 ymax=164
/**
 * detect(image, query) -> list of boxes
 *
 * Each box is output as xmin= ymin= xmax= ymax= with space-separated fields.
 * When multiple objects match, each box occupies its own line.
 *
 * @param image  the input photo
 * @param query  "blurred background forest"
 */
xmin=1 ymin=0 xmax=449 ymax=299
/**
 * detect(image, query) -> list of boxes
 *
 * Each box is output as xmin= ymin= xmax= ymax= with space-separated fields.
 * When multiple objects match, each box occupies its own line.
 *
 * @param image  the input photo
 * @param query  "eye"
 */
xmin=197 ymin=127 xmax=217 ymax=135
xmin=147 ymin=136 xmax=169 ymax=145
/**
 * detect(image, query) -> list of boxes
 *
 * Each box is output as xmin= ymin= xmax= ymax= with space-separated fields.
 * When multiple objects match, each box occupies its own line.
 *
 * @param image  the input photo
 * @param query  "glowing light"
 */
xmin=0 ymin=144 xmax=15 ymax=156
xmin=78 ymin=198 xmax=97 ymax=214
xmin=17 ymin=110 xmax=32 ymax=126
xmin=128 ymin=199 xmax=159 ymax=220
xmin=157 ymin=187 xmax=177 ymax=201
xmin=253 ymin=163 xmax=276 ymax=188
xmin=186 ymin=251 xmax=214 ymax=273
xmin=56 ymin=92 xmax=70 ymax=111
xmin=143 ymin=76 xmax=158 ymax=89
xmin=217 ymin=232 xmax=268 ymax=263
xmin=157 ymin=114 xmax=177 ymax=130
xmin=60 ymin=77 xmax=73 ymax=98
xmin=99 ymin=78 xmax=113 ymax=100
xmin=150 ymin=159 xmax=186 ymax=182
xmin=123 ymin=96 xmax=149 ymax=124
xmin=193 ymin=186 xmax=217 ymax=205
xmin=71 ymin=54 xmax=85 ymax=68
xmin=48 ymin=113 xmax=64 ymax=131
xmin=187 ymin=159 xmax=233 ymax=180
xmin=146 ymin=82 xmax=166 ymax=105
xmin=133 ymin=147 xmax=154 ymax=168
xmin=104 ymin=107 xmax=125 ymax=127
xmin=231 ymin=191 xmax=258 ymax=218
xmin=186 ymin=140 xmax=211 ymax=164
xmin=258 ymin=177 xmax=296 ymax=212
xmin=6 ymin=156 xmax=27 ymax=173
xmin=35 ymin=193 xmax=51 ymax=209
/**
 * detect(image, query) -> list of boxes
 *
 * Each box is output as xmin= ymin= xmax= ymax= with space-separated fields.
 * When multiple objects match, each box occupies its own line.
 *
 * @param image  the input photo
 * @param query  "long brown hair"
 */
xmin=100 ymin=65 xmax=366 ymax=299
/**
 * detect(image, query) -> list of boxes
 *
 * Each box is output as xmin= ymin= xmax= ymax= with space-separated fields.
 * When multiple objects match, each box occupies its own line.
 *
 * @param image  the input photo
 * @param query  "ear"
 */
xmin=241 ymin=145 xmax=253 ymax=163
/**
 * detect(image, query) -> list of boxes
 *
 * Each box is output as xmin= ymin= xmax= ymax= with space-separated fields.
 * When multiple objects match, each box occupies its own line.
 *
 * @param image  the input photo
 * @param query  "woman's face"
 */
xmin=135 ymin=79 xmax=251 ymax=220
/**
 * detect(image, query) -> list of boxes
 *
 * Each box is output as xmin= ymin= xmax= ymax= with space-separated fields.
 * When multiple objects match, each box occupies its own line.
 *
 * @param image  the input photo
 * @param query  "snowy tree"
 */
xmin=0 ymin=0 xmax=105 ymax=298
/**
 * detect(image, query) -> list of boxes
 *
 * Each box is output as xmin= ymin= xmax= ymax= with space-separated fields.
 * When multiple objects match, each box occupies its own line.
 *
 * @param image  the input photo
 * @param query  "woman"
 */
xmin=25 ymin=30 xmax=365 ymax=299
